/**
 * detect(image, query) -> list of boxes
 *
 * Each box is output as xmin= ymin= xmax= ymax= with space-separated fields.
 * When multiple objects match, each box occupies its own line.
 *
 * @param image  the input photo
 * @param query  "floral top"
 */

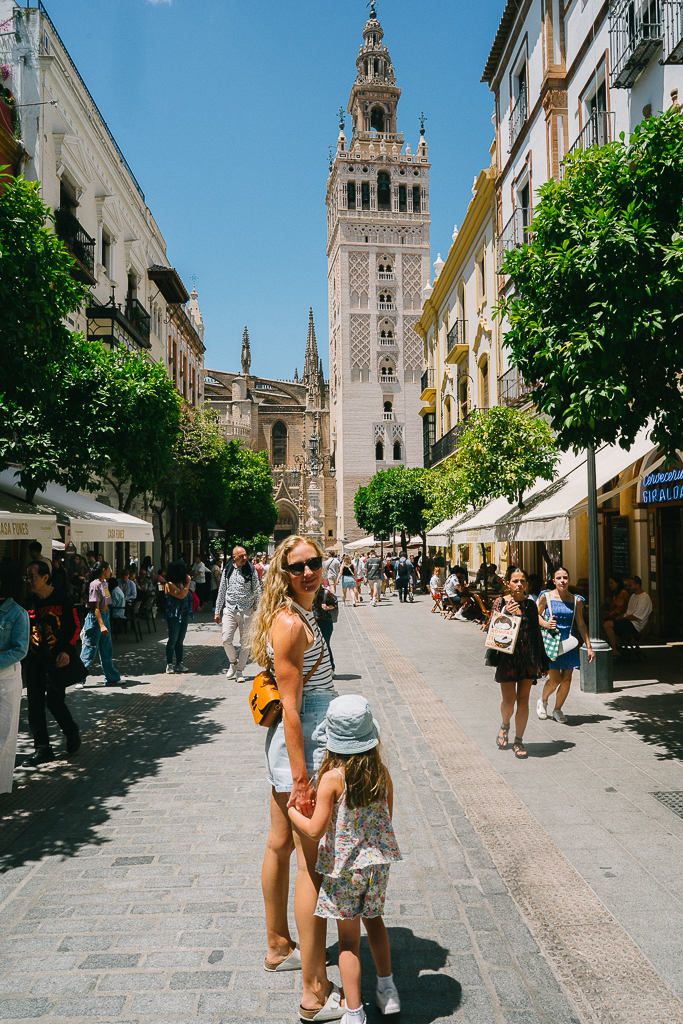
xmin=316 ymin=769 xmax=402 ymax=878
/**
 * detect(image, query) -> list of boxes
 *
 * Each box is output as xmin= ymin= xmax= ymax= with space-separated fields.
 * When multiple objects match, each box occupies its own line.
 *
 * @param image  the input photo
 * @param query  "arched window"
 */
xmin=377 ymin=171 xmax=391 ymax=211
xmin=347 ymin=181 xmax=356 ymax=210
xmin=371 ymin=106 xmax=385 ymax=132
xmin=375 ymin=440 xmax=384 ymax=461
xmin=459 ymin=377 xmax=469 ymax=420
xmin=272 ymin=421 xmax=287 ymax=465
xmin=384 ymin=401 xmax=393 ymax=413
xmin=393 ymin=440 xmax=402 ymax=461
xmin=480 ymin=358 xmax=490 ymax=410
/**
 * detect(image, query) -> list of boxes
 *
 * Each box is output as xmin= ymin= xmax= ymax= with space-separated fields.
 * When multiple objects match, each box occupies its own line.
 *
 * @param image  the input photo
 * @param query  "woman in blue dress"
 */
xmin=537 ymin=567 xmax=593 ymax=723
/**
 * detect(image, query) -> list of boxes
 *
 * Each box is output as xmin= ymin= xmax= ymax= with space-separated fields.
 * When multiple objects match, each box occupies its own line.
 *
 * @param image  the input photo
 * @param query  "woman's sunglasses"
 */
xmin=285 ymin=557 xmax=323 ymax=576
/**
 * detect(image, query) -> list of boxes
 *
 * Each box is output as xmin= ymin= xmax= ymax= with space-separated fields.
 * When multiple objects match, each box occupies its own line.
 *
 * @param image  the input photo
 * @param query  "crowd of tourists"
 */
xmin=322 ymin=549 xmax=422 ymax=607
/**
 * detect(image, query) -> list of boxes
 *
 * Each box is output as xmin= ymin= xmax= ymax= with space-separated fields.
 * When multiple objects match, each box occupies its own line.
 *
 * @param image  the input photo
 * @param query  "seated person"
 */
xmin=485 ymin=563 xmax=504 ymax=593
xmin=604 ymin=577 xmax=629 ymax=620
xmin=429 ymin=571 xmax=441 ymax=597
xmin=603 ymin=576 xmax=652 ymax=654
xmin=109 ymin=578 xmax=126 ymax=620
xmin=118 ymin=569 xmax=137 ymax=600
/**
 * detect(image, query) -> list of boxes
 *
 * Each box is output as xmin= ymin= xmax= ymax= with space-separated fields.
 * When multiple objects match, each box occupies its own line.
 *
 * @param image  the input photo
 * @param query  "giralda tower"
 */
xmin=326 ymin=3 xmax=431 ymax=541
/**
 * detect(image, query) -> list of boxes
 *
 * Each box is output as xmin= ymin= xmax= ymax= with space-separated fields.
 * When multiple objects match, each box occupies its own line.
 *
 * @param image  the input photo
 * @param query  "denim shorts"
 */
xmin=265 ymin=689 xmax=338 ymax=793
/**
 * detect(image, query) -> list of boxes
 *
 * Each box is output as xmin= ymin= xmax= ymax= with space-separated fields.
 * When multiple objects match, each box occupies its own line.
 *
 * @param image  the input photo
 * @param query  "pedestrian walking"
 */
xmin=381 ymin=557 xmax=394 ymax=596
xmin=288 ymin=694 xmax=402 ymax=1022
xmin=490 ymin=567 xmax=548 ymax=759
xmin=24 ymin=560 xmax=85 ymax=766
xmin=214 ymin=546 xmax=261 ymax=683
xmin=80 ymin=562 xmax=122 ymax=686
xmin=340 ymin=556 xmax=357 ymax=604
xmin=164 ymin=560 xmax=193 ymax=674
xmin=191 ymin=553 xmax=208 ymax=607
xmin=0 ymin=561 xmax=29 ymax=793
xmin=250 ymin=536 xmax=343 ymax=1022
xmin=323 ymin=550 xmax=341 ymax=595
xmin=210 ymin=558 xmax=222 ymax=606
xmin=393 ymin=553 xmax=411 ymax=603
xmin=366 ymin=549 xmax=383 ymax=606
xmin=313 ymin=584 xmax=338 ymax=673
xmin=537 ymin=566 xmax=594 ymax=723
xmin=352 ymin=555 xmax=365 ymax=605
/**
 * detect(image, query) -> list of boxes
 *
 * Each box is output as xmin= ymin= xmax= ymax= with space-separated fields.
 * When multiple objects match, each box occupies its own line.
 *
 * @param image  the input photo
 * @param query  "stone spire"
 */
xmin=188 ymin=287 xmax=204 ymax=344
xmin=240 ymin=326 xmax=251 ymax=376
xmin=303 ymin=308 xmax=319 ymax=382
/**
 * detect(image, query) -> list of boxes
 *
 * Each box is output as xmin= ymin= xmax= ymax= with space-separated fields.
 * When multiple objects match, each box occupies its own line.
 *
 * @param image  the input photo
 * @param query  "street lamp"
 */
xmin=294 ymin=420 xmax=336 ymax=543
xmin=580 ymin=445 xmax=614 ymax=692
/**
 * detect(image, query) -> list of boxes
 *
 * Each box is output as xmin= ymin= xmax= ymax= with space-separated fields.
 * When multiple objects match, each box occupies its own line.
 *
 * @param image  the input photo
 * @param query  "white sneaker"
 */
xmin=165 ymin=664 xmax=176 ymax=674
xmin=454 ymin=610 xmax=467 ymax=621
xmin=376 ymin=983 xmax=401 ymax=1015
xmin=536 ymin=698 xmax=548 ymax=720
xmin=176 ymin=662 xmax=190 ymax=674
xmin=552 ymin=708 xmax=567 ymax=724
xmin=236 ymin=674 xmax=247 ymax=684
xmin=225 ymin=663 xmax=237 ymax=679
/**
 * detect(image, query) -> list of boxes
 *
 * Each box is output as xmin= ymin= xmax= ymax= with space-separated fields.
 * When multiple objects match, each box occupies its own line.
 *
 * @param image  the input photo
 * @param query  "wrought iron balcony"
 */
xmin=497 ymin=207 xmax=531 ymax=267
xmin=446 ymin=319 xmax=467 ymax=357
xmin=509 ymin=85 xmax=528 ymax=148
xmin=663 ymin=0 xmax=683 ymax=61
xmin=54 ymin=208 xmax=96 ymax=281
xmin=498 ymin=366 xmax=533 ymax=406
xmin=124 ymin=298 xmax=151 ymax=346
xmin=429 ymin=421 xmax=468 ymax=467
xmin=561 ymin=111 xmax=617 ymax=177
xmin=610 ymin=0 xmax=663 ymax=87
xmin=420 ymin=367 xmax=435 ymax=397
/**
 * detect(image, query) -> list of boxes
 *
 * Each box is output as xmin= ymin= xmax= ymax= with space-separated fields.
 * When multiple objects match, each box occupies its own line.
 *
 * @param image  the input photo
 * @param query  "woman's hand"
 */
xmin=587 ymin=644 xmax=595 ymax=664
xmin=100 ymin=625 xmax=109 ymax=636
xmin=287 ymin=776 xmax=316 ymax=817
xmin=505 ymin=597 xmax=520 ymax=614
xmin=55 ymin=652 xmax=70 ymax=668
xmin=545 ymin=615 xmax=557 ymax=630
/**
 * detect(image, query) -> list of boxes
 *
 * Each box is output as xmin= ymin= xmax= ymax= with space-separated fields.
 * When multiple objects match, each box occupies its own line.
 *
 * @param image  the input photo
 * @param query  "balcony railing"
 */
xmin=497 ymin=207 xmax=531 ymax=267
xmin=498 ymin=367 xmax=533 ymax=406
xmin=125 ymin=297 xmax=151 ymax=345
xmin=421 ymin=367 xmax=435 ymax=394
xmin=54 ymin=208 xmax=95 ymax=277
xmin=446 ymin=319 xmax=467 ymax=355
xmin=382 ymin=411 xmax=394 ymax=420
xmin=610 ymin=0 xmax=663 ymax=88
xmin=378 ymin=302 xmax=396 ymax=310
xmin=561 ymin=111 xmax=616 ymax=176
xmin=663 ymin=0 xmax=683 ymax=61
xmin=377 ymin=271 xmax=395 ymax=281
xmin=380 ymin=375 xmax=398 ymax=384
xmin=509 ymin=85 xmax=528 ymax=148
xmin=380 ymin=337 xmax=397 ymax=346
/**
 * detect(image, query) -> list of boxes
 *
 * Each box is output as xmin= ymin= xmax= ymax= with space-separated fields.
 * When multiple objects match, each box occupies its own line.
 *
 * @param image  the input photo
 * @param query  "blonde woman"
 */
xmin=251 ymin=536 xmax=343 ymax=1022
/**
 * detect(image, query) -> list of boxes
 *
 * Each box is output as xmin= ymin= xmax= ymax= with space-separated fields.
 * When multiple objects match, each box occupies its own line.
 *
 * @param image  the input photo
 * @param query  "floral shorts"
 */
xmin=315 ymin=864 xmax=390 ymax=920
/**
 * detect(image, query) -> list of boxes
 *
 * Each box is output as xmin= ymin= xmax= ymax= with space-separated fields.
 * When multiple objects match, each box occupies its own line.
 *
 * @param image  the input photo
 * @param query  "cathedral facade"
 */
xmin=204 ymin=311 xmax=337 ymax=549
xmin=326 ymin=4 xmax=430 ymax=541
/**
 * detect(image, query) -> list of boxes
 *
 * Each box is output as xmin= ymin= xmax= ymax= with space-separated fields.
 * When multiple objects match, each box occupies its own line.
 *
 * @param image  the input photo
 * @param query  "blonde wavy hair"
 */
xmin=250 ymin=535 xmax=325 ymax=670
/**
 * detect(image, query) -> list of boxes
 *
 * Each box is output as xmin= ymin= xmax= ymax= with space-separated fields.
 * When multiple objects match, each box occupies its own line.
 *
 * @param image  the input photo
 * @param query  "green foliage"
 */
xmin=497 ymin=107 xmax=683 ymax=457
xmin=421 ymin=460 xmax=468 ymax=529
xmin=354 ymin=466 xmax=427 ymax=538
xmin=216 ymin=443 xmax=278 ymax=550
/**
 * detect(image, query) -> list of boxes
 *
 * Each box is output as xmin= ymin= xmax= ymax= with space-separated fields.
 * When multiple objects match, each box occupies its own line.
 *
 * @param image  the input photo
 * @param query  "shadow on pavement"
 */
xmin=525 ymin=739 xmax=575 ymax=758
xmin=0 ymin=691 xmax=225 ymax=870
xmin=328 ymin=926 xmax=462 ymax=1022
xmin=333 ymin=674 xmax=362 ymax=681
xmin=606 ymin=690 xmax=683 ymax=760
xmin=566 ymin=714 xmax=613 ymax=726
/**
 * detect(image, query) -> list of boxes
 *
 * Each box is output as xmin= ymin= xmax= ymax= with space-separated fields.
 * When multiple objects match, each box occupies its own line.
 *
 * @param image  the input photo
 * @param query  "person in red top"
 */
xmin=24 ymin=560 xmax=84 ymax=767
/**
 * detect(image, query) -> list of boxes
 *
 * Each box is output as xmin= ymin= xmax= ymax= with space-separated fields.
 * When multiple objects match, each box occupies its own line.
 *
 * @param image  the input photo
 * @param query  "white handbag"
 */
xmin=556 ymin=600 xmax=579 ymax=656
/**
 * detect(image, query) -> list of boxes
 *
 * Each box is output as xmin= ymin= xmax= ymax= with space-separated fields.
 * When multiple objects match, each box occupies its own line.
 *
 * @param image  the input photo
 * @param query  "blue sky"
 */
xmin=49 ymin=0 xmax=501 ymax=379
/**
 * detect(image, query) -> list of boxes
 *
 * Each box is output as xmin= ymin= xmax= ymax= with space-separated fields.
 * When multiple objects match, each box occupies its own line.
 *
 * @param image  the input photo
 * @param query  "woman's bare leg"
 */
xmin=554 ymin=670 xmax=573 ymax=710
xmin=542 ymin=670 xmax=561 ymax=703
xmin=261 ymin=789 xmax=296 ymax=964
xmin=291 ymin=821 xmax=335 ymax=1012
xmin=363 ymin=915 xmax=391 ymax=978
xmin=514 ymin=679 xmax=533 ymax=739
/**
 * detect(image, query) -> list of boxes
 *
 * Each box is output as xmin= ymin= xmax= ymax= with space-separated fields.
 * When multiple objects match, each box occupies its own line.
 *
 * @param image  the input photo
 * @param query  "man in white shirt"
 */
xmin=604 ymin=575 xmax=652 ymax=654
xmin=191 ymin=554 xmax=207 ymax=607
xmin=323 ymin=551 xmax=341 ymax=594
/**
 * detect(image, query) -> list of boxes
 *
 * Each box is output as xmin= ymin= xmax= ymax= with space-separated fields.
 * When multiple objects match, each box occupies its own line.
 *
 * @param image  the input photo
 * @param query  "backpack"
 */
xmin=397 ymin=559 xmax=410 ymax=580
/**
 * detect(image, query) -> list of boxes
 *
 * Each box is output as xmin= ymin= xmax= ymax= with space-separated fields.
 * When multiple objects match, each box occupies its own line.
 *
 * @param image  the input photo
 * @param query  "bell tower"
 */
xmin=326 ymin=3 xmax=430 ymax=541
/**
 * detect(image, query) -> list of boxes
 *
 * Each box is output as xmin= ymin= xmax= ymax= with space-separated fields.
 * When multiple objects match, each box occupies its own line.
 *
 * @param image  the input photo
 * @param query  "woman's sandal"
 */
xmin=299 ymin=982 xmax=345 ymax=1022
xmin=264 ymin=944 xmax=302 ymax=972
xmin=513 ymin=737 xmax=528 ymax=759
xmin=496 ymin=724 xmax=510 ymax=749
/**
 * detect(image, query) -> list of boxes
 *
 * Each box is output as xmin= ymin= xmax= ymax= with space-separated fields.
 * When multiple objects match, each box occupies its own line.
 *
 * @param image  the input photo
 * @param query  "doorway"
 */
xmin=659 ymin=506 xmax=683 ymax=637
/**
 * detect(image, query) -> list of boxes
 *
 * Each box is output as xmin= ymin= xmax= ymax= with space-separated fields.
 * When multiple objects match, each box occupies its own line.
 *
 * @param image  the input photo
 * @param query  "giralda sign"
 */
xmin=642 ymin=468 xmax=683 ymax=505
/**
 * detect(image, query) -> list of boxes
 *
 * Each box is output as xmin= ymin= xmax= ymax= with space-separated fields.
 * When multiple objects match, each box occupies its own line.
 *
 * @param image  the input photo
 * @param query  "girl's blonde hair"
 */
xmin=250 ymin=535 xmax=325 ymax=670
xmin=318 ymin=744 xmax=388 ymax=809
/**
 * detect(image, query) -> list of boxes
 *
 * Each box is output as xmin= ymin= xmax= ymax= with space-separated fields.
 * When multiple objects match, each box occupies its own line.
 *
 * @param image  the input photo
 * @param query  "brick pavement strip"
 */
xmin=357 ymin=608 xmax=683 ymax=1024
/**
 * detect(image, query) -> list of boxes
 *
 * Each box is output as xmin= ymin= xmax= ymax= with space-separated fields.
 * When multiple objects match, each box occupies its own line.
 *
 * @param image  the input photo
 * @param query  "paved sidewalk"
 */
xmin=0 ymin=598 xmax=680 ymax=1023
xmin=1 ymin=607 xmax=581 ymax=1024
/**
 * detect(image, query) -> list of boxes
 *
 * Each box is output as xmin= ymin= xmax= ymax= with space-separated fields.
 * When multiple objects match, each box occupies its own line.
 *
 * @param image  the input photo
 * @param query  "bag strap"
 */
xmin=303 ymin=643 xmax=325 ymax=686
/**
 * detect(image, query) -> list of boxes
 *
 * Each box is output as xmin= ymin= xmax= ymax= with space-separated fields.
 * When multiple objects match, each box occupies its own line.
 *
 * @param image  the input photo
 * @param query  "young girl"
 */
xmin=289 ymin=694 xmax=402 ymax=1022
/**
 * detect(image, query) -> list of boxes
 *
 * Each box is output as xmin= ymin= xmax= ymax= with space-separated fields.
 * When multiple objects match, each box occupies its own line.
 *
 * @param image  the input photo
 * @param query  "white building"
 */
xmin=326 ymin=3 xmax=430 ymax=542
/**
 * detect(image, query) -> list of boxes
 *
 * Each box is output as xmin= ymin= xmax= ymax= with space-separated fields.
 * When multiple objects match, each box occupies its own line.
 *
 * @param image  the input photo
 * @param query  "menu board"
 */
xmin=611 ymin=516 xmax=630 ymax=579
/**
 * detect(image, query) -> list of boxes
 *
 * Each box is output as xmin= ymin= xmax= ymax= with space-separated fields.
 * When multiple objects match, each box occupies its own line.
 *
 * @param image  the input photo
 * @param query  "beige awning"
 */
xmin=0 ymin=490 xmax=57 ymax=545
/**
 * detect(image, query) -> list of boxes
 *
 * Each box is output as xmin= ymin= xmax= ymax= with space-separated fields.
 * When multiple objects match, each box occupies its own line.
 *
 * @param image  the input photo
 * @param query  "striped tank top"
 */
xmin=267 ymin=602 xmax=334 ymax=693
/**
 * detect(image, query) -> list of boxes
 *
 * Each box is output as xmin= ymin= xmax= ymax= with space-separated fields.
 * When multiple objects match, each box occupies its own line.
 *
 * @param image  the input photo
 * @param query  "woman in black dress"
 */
xmin=490 ymin=567 xmax=548 ymax=759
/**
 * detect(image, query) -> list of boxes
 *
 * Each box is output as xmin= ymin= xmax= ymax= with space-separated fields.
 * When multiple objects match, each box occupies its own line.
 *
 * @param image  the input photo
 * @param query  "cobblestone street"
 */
xmin=0 ymin=598 xmax=681 ymax=1024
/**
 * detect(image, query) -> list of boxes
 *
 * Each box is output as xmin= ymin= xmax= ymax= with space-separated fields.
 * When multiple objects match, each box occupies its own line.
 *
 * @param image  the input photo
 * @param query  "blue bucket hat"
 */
xmin=323 ymin=694 xmax=379 ymax=754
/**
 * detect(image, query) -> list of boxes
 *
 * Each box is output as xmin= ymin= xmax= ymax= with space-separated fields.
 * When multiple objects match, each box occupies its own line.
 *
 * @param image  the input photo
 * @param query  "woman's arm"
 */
xmin=166 ymin=575 xmax=191 ymax=599
xmin=271 ymin=610 xmax=314 ymax=814
xmin=288 ymin=770 xmax=342 ymax=840
xmin=0 ymin=608 xmax=29 ymax=671
xmin=575 ymin=600 xmax=594 ymax=662
xmin=537 ymin=593 xmax=556 ymax=630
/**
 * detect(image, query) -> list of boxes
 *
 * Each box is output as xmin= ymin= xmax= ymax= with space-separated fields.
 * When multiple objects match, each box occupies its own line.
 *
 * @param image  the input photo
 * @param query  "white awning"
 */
xmin=426 ymin=516 xmax=467 ymax=545
xmin=345 ymin=535 xmax=377 ymax=550
xmin=0 ymin=491 xmax=57 ymax=545
xmin=451 ymin=427 xmax=656 ymax=544
xmin=0 ymin=471 xmax=154 ymax=544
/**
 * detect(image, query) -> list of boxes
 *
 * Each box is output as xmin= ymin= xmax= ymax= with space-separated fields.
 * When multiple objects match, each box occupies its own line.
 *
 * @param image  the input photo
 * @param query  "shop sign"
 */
xmin=642 ymin=468 xmax=683 ymax=505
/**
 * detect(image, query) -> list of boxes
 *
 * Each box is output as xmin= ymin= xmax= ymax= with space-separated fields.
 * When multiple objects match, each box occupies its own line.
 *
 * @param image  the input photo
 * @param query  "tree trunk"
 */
xmin=480 ymin=542 xmax=489 ymax=604
xmin=400 ymin=528 xmax=407 ymax=555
